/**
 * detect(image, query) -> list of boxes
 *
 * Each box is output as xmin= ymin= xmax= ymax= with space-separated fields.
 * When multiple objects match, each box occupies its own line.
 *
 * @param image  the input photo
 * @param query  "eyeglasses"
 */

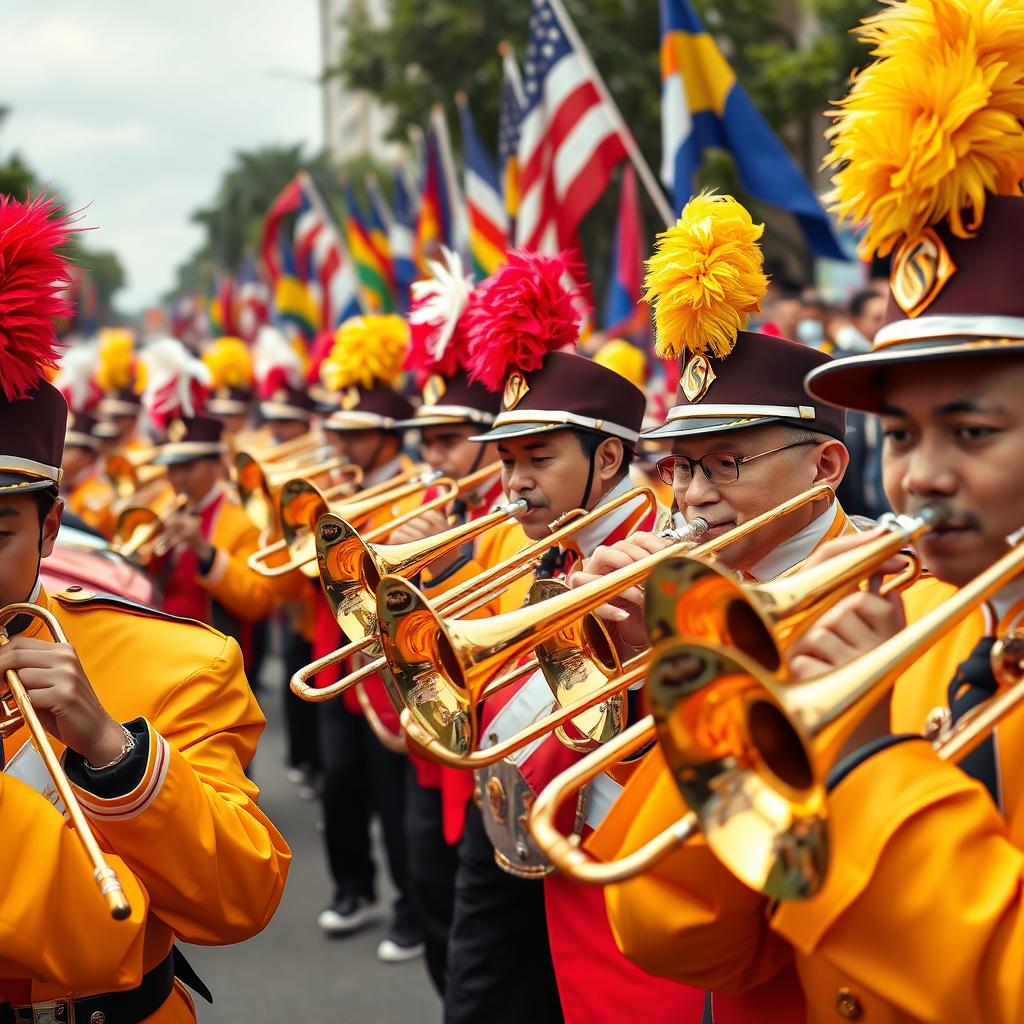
xmin=656 ymin=441 xmax=821 ymax=488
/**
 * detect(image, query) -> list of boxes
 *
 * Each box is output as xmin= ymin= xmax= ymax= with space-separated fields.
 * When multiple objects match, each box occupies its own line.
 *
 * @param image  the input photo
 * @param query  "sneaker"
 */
xmin=285 ymin=767 xmax=306 ymax=785
xmin=318 ymin=895 xmax=376 ymax=936
xmin=376 ymin=928 xmax=425 ymax=963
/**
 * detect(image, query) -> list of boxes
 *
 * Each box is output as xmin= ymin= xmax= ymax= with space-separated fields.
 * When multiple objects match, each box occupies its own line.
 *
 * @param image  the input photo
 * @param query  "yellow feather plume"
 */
xmin=321 ymin=315 xmax=410 ymax=392
xmin=203 ymin=337 xmax=253 ymax=389
xmin=95 ymin=327 xmax=136 ymax=391
xmin=643 ymin=192 xmax=767 ymax=360
xmin=826 ymin=0 xmax=1024 ymax=259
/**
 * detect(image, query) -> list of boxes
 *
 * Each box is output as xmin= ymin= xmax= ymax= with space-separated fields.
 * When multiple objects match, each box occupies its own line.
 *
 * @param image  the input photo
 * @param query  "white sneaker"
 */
xmin=285 ymin=767 xmax=305 ymax=785
xmin=318 ymin=896 xmax=376 ymax=935
xmin=376 ymin=937 xmax=425 ymax=963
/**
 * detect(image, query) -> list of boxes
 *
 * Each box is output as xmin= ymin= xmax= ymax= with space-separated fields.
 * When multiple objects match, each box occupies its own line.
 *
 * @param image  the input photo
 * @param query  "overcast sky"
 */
xmin=1 ymin=2 xmax=323 ymax=311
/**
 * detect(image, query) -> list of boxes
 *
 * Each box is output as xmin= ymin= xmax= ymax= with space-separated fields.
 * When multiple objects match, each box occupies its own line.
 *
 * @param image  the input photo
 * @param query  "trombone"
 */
xmin=0 ymin=604 xmax=131 ymax=920
xmin=375 ymin=485 xmax=835 ymax=760
xmin=248 ymin=465 xmax=456 ymax=579
xmin=111 ymin=494 xmax=188 ymax=562
xmin=290 ymin=486 xmax=659 ymax=706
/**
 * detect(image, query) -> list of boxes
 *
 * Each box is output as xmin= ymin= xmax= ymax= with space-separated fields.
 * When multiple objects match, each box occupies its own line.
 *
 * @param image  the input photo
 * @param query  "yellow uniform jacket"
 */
xmin=0 ymin=587 xmax=291 ymax=1020
xmin=595 ymin=572 xmax=1024 ymax=1023
xmin=67 ymin=471 xmax=117 ymax=539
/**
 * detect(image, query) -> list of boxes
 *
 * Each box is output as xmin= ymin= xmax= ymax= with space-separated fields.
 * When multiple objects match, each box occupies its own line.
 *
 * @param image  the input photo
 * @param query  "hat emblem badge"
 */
xmin=503 ymin=372 xmax=530 ymax=411
xmin=341 ymin=387 xmax=361 ymax=412
xmin=681 ymin=354 xmax=716 ymax=403
xmin=167 ymin=418 xmax=188 ymax=442
xmin=891 ymin=227 xmax=957 ymax=318
xmin=423 ymin=374 xmax=446 ymax=406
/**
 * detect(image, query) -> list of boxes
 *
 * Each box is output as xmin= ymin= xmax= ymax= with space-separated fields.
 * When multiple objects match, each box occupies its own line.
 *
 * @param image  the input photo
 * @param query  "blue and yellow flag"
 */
xmin=660 ymin=0 xmax=845 ymax=261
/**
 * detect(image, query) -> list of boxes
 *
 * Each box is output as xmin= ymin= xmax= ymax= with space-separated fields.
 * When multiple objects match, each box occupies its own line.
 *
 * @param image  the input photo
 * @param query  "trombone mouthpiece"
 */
xmin=1007 ymin=526 xmax=1024 ymax=547
xmin=500 ymin=499 xmax=530 ymax=518
xmin=662 ymin=517 xmax=709 ymax=542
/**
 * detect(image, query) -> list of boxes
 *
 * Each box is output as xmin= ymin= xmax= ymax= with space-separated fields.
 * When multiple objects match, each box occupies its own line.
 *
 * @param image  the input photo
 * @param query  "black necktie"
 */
xmin=947 ymin=636 xmax=1000 ymax=806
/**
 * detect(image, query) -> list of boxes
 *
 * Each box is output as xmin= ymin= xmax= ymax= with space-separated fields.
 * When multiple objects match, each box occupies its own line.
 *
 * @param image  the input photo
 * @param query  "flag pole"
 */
xmin=544 ymin=0 xmax=676 ymax=228
xmin=430 ymin=103 xmax=471 ymax=263
xmin=297 ymin=170 xmax=371 ymax=316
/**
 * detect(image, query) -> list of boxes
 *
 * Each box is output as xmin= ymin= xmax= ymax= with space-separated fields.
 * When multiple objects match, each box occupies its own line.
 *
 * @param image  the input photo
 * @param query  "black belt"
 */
xmin=0 ymin=947 xmax=211 ymax=1024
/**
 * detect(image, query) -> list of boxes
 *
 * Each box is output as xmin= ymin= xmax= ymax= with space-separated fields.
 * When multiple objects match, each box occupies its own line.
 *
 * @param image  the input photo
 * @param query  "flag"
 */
xmin=260 ymin=176 xmax=303 ymax=283
xmin=296 ymin=175 xmax=362 ymax=329
xmin=515 ymin=0 xmax=628 ymax=252
xmin=414 ymin=116 xmax=454 ymax=272
xmin=274 ymin=233 xmax=319 ymax=339
xmin=209 ymin=271 xmax=239 ymax=338
xmin=660 ymin=0 xmax=845 ymax=260
xmin=236 ymin=255 xmax=270 ymax=343
xmin=390 ymin=167 xmax=418 ymax=311
xmin=602 ymin=166 xmax=650 ymax=343
xmin=342 ymin=185 xmax=396 ymax=313
xmin=365 ymin=176 xmax=397 ymax=284
xmin=498 ymin=43 xmax=527 ymax=221
xmin=457 ymin=95 xmax=508 ymax=279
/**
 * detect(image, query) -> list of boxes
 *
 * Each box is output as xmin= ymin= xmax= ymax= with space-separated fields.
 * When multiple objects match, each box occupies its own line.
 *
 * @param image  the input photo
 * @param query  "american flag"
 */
xmin=498 ymin=42 xmax=526 ymax=221
xmin=515 ymin=0 xmax=627 ymax=252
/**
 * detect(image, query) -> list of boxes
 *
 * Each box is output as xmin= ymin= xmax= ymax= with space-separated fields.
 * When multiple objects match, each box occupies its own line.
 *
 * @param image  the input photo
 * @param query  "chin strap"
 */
xmin=579 ymin=447 xmax=598 ymax=511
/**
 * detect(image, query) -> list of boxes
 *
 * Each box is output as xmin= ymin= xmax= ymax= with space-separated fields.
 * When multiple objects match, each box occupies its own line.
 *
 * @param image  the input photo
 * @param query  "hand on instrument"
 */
xmin=162 ymin=510 xmax=215 ymax=563
xmin=388 ymin=508 xmax=461 ymax=576
xmin=570 ymin=532 xmax=673 ymax=651
xmin=0 ymin=637 xmax=126 ymax=766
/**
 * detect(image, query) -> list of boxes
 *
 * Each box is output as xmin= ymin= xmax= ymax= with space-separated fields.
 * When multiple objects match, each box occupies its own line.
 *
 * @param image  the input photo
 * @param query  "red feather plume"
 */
xmin=464 ymin=249 xmax=584 ymax=392
xmin=0 ymin=194 xmax=76 ymax=401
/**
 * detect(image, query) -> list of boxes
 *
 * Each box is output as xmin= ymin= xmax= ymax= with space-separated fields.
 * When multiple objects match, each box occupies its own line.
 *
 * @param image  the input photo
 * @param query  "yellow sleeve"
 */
xmin=69 ymin=634 xmax=291 ymax=945
xmin=198 ymin=513 xmax=278 ymax=621
xmin=592 ymin=746 xmax=793 ymax=991
xmin=773 ymin=739 xmax=1024 ymax=1022
xmin=0 ymin=773 xmax=151 ymax=991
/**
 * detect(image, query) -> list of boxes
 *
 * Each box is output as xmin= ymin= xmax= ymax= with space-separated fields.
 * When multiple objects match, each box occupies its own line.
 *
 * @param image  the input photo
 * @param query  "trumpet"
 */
xmin=375 ymin=485 xmax=835 ymax=759
xmin=646 ymin=525 xmax=1024 ymax=901
xmin=112 ymin=494 xmax=189 ymax=562
xmin=0 ymin=604 xmax=131 ymax=919
xmin=234 ymin=449 xmax=360 ymax=533
xmin=249 ymin=465 xmax=454 ymax=579
xmin=105 ymin=449 xmax=166 ymax=503
xmin=290 ymin=486 xmax=657 ymax=708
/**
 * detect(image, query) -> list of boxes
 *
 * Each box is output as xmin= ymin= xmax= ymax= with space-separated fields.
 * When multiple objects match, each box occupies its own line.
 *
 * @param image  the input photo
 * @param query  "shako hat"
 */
xmin=53 ymin=341 xmax=104 ymax=453
xmin=319 ymin=314 xmax=414 ymax=431
xmin=463 ymin=249 xmax=646 ymax=449
xmin=95 ymin=326 xmax=142 ymax=417
xmin=203 ymin=335 xmax=254 ymax=416
xmin=0 ymin=194 xmax=77 ymax=493
xmin=805 ymin=0 xmax=1024 ymax=413
xmin=641 ymin=192 xmax=844 ymax=442
xmin=142 ymin=338 xmax=226 ymax=466
xmin=253 ymin=325 xmax=313 ymax=422
xmin=397 ymin=248 xmax=500 ymax=429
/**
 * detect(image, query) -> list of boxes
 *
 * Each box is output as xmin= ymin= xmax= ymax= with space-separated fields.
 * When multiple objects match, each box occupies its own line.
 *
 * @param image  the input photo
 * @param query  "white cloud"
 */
xmin=1 ymin=1 xmax=322 ymax=309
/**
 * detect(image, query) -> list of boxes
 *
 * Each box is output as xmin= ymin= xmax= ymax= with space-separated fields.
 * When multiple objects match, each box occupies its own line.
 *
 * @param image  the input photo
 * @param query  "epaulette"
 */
xmin=50 ymin=586 xmax=223 ymax=635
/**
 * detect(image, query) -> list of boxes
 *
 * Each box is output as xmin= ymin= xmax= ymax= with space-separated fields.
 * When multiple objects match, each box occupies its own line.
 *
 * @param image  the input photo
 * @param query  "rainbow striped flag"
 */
xmin=343 ymin=185 xmax=396 ymax=313
xmin=414 ymin=119 xmax=454 ymax=273
xmin=457 ymin=95 xmax=508 ymax=280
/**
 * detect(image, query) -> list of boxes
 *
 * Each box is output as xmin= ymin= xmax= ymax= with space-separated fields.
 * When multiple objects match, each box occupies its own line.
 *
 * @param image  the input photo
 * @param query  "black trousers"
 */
xmin=318 ymin=698 xmax=417 ymax=931
xmin=444 ymin=802 xmax=564 ymax=1024
xmin=282 ymin=631 xmax=320 ymax=772
xmin=405 ymin=766 xmax=460 ymax=996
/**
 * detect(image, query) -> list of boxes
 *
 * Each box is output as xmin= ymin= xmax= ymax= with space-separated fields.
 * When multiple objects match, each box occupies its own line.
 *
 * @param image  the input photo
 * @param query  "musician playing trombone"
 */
xmin=596 ymin=8 xmax=1024 ymax=1021
xmin=0 ymin=196 xmax=289 ymax=1023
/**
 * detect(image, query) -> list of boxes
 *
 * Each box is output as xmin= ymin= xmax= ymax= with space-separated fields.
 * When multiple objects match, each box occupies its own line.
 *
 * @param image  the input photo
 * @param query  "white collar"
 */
xmin=363 ymin=456 xmax=404 ymax=489
xmin=748 ymin=502 xmax=841 ymax=582
xmin=570 ymin=477 xmax=644 ymax=560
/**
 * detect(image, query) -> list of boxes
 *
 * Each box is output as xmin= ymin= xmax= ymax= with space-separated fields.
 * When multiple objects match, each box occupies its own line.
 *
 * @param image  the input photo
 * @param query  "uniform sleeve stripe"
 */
xmin=75 ymin=726 xmax=171 ymax=820
xmin=203 ymin=548 xmax=229 ymax=586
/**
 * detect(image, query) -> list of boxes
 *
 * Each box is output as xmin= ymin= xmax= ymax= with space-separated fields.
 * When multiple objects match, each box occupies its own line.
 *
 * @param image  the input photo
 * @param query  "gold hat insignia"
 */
xmin=681 ymin=353 xmax=716 ymax=403
xmin=891 ymin=228 xmax=957 ymax=319
xmin=341 ymin=386 xmax=361 ymax=412
xmin=423 ymin=374 xmax=446 ymax=406
xmin=503 ymin=372 xmax=529 ymax=411
xmin=167 ymin=418 xmax=188 ymax=443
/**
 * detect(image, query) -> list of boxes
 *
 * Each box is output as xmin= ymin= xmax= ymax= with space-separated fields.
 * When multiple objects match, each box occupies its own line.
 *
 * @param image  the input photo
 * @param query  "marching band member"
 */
xmin=95 ymin=326 xmax=146 ymax=456
xmin=253 ymin=325 xmax=316 ymax=446
xmin=312 ymin=315 xmax=425 ymax=962
xmin=599 ymin=6 xmax=1024 ymax=1020
xmin=202 ymin=335 xmax=256 ymax=442
xmin=0 ymin=194 xmax=289 ymax=1023
xmin=139 ymin=339 xmax=277 ymax=646
xmin=435 ymin=249 xmax=655 ymax=1024
xmin=386 ymin=250 xmax=508 ymax=995
xmin=576 ymin=194 xmax=851 ymax=1023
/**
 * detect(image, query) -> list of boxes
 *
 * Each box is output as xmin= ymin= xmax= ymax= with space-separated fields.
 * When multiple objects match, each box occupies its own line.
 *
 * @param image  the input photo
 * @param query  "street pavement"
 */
xmin=184 ymin=662 xmax=440 ymax=1022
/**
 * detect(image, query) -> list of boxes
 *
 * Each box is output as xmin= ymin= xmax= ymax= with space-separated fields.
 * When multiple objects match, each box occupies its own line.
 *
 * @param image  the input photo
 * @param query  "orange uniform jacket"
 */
xmin=595 ymin=568 xmax=1024 ymax=1022
xmin=0 ymin=587 xmax=291 ymax=1020
xmin=67 ymin=471 xmax=117 ymax=539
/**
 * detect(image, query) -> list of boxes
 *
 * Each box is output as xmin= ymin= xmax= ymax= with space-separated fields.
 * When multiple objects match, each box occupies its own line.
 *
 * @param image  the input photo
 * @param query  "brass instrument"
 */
xmin=0 ymin=604 xmax=131 ymax=920
xmin=105 ymin=449 xmax=166 ymax=504
xmin=376 ymin=485 xmax=834 ymax=759
xmin=112 ymin=494 xmax=189 ymax=562
xmin=650 ymin=525 xmax=1024 ymax=900
xmin=248 ymin=466 xmax=454 ymax=579
xmin=230 ymin=430 xmax=323 ymax=463
xmin=234 ymin=449 xmax=360 ymax=533
xmin=641 ymin=508 xmax=936 ymax=676
xmin=291 ymin=487 xmax=658 ymax=710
